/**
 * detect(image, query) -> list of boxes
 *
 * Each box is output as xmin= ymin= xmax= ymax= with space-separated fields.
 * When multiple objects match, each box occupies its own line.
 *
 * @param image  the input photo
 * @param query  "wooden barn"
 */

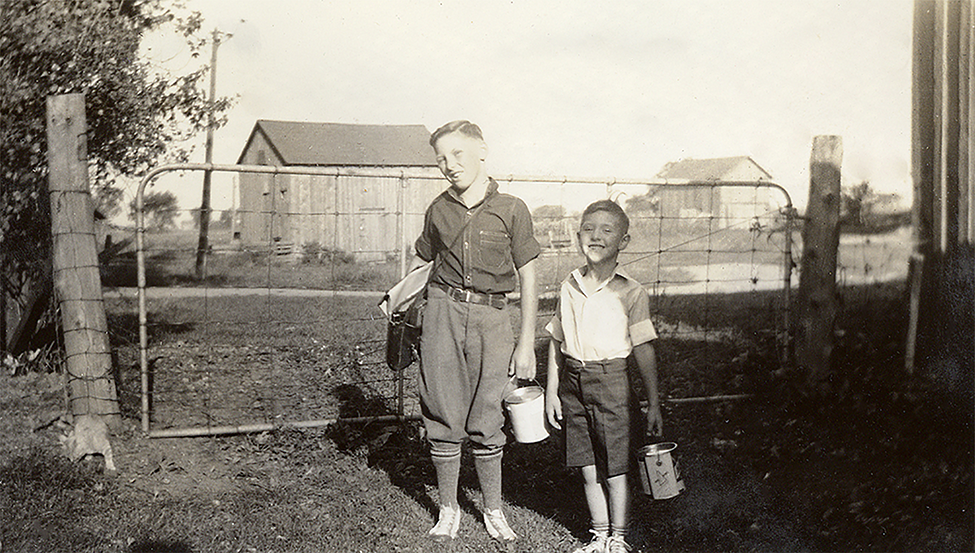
xmin=235 ymin=120 xmax=443 ymax=260
xmin=654 ymin=156 xmax=775 ymax=227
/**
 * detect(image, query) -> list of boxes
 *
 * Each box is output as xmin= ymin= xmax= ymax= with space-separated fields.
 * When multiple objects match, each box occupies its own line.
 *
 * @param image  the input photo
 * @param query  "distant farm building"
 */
xmin=236 ymin=120 xmax=443 ymax=260
xmin=655 ymin=156 xmax=774 ymax=227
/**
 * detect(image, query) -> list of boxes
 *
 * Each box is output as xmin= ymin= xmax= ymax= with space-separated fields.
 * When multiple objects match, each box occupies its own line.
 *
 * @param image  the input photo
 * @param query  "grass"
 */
xmin=101 ymin=228 xmax=404 ymax=291
xmin=4 ymin=221 xmax=961 ymax=552
xmin=104 ymin=287 xmax=781 ymax=432
xmin=2 ymin=277 xmax=972 ymax=552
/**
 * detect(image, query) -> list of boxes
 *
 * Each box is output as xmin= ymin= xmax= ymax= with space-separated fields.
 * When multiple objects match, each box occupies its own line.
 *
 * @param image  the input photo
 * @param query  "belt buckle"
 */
xmin=463 ymin=289 xmax=474 ymax=303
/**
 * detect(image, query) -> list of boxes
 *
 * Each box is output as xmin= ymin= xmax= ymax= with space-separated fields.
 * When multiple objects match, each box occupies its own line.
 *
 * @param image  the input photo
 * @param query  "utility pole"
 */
xmin=230 ymin=174 xmax=238 ymax=240
xmin=195 ymin=28 xmax=221 ymax=280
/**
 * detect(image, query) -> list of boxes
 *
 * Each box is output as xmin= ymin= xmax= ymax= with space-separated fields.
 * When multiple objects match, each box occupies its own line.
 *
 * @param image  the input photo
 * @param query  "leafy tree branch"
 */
xmin=1 ymin=0 xmax=233 ymax=290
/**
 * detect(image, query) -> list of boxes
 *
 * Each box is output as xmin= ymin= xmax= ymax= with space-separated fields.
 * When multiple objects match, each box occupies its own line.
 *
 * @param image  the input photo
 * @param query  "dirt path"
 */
xmin=104 ymin=287 xmax=385 ymax=299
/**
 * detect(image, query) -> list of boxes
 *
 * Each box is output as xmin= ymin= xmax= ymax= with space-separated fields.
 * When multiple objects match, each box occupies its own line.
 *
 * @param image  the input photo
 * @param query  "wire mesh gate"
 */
xmin=128 ymin=164 xmax=795 ymax=438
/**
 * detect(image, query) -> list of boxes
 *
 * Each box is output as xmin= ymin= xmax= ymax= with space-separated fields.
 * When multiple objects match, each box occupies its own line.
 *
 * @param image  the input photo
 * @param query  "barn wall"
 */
xmin=237 ymin=132 xmax=280 ymax=245
xmin=722 ymin=163 xmax=773 ymax=225
xmin=657 ymin=185 xmax=714 ymax=222
xmin=656 ymin=162 xmax=773 ymax=227
xmin=404 ymin=173 xmax=447 ymax=254
xmin=333 ymin=169 xmax=443 ymax=261
xmin=237 ymin=163 xmax=443 ymax=261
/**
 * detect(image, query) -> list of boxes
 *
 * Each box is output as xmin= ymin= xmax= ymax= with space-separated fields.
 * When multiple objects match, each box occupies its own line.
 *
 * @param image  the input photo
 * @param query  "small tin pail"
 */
xmin=637 ymin=442 xmax=685 ymax=499
xmin=503 ymin=382 xmax=548 ymax=443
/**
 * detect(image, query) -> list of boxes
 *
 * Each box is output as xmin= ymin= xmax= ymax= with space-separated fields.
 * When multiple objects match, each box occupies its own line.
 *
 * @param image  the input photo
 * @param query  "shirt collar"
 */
xmin=570 ymin=264 xmax=634 ymax=295
xmin=445 ymin=177 xmax=498 ymax=208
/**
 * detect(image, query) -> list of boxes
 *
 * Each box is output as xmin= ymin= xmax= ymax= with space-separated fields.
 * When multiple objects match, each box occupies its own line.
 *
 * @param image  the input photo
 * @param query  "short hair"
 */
xmin=581 ymin=199 xmax=629 ymax=234
xmin=430 ymin=120 xmax=484 ymax=147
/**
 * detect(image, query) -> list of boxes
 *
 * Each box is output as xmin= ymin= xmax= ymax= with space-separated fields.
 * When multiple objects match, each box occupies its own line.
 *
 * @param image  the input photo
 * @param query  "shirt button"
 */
xmin=464 ymin=241 xmax=468 ymax=247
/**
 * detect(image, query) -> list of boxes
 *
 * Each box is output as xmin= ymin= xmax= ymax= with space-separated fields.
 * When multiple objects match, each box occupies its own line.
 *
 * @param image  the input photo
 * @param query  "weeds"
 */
xmin=300 ymin=242 xmax=356 ymax=265
xmin=3 ymin=342 xmax=63 ymax=376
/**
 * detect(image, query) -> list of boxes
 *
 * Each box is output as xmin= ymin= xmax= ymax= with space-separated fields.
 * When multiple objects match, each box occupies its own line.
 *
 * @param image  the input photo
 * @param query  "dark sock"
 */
xmin=431 ymin=442 xmax=462 ymax=508
xmin=473 ymin=446 xmax=503 ymax=512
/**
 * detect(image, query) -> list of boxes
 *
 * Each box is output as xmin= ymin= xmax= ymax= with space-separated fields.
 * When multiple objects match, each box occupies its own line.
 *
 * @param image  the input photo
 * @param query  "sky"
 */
xmin=137 ymin=0 xmax=914 ymax=220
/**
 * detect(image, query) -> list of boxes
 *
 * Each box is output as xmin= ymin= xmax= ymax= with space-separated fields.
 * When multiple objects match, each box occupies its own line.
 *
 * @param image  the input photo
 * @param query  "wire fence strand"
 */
xmin=96 ymin=165 xmax=906 ymax=437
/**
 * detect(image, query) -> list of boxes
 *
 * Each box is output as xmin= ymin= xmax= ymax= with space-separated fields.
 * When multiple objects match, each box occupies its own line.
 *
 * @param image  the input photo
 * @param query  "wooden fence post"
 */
xmin=796 ymin=135 xmax=843 ymax=391
xmin=45 ymin=93 xmax=120 ymax=426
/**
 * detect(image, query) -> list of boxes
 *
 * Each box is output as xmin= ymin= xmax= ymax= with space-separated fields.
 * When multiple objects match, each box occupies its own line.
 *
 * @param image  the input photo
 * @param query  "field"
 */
xmin=4 ymin=222 xmax=968 ymax=552
xmin=104 ymin=218 xmax=910 ymax=294
xmin=3 ymin=273 xmax=972 ymax=552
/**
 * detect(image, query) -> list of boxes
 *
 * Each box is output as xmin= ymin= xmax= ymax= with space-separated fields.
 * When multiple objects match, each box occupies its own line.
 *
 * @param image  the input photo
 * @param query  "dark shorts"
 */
xmin=559 ymin=357 xmax=632 ymax=478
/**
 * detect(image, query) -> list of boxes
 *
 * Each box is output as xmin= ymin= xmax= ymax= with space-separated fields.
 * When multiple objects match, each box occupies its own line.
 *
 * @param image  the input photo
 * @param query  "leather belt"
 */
xmin=432 ymin=282 xmax=507 ymax=309
xmin=564 ymin=356 xmax=627 ymax=373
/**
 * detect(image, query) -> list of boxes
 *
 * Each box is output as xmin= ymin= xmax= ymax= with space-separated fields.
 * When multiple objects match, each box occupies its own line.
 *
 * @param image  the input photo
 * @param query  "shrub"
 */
xmin=300 ymin=242 xmax=355 ymax=265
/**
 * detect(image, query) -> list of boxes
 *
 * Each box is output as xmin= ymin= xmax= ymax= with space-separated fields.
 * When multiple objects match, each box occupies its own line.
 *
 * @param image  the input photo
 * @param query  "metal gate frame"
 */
xmin=135 ymin=163 xmax=434 ymax=437
xmin=134 ymin=164 xmax=795 ymax=437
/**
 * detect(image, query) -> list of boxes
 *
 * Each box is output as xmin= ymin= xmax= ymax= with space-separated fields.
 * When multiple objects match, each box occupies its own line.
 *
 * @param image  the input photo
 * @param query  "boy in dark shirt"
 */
xmin=412 ymin=120 xmax=540 ymax=542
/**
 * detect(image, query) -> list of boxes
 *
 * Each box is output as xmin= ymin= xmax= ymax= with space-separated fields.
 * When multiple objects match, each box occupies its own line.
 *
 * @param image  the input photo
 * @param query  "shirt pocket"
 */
xmin=476 ymin=230 xmax=510 ymax=271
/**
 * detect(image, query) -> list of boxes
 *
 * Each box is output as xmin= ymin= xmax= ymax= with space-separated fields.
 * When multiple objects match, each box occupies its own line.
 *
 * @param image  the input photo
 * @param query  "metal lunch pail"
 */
xmin=637 ymin=442 xmax=685 ymax=499
xmin=503 ymin=382 xmax=548 ymax=443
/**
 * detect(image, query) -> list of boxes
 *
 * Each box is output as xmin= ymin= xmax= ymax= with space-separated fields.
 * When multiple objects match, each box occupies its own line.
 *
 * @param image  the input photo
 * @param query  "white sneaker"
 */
xmin=483 ymin=508 xmax=518 ymax=541
xmin=428 ymin=505 xmax=461 ymax=541
xmin=571 ymin=531 xmax=609 ymax=553
xmin=606 ymin=534 xmax=631 ymax=553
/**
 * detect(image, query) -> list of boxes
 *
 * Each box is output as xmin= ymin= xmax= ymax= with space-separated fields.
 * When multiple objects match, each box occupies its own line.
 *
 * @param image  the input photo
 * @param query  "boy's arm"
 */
xmin=545 ymin=338 xmax=562 ymax=429
xmin=632 ymin=341 xmax=663 ymax=438
xmin=510 ymin=258 xmax=538 ymax=379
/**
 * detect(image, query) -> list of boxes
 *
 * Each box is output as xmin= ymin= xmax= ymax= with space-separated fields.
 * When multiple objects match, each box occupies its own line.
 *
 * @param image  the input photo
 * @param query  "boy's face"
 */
xmin=432 ymin=131 xmax=487 ymax=193
xmin=577 ymin=210 xmax=630 ymax=266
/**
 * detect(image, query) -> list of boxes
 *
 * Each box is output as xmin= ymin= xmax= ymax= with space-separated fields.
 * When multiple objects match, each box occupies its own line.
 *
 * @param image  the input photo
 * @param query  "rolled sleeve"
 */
xmin=509 ymin=199 xmax=541 ymax=269
xmin=627 ymin=287 xmax=657 ymax=346
xmin=629 ymin=319 xmax=657 ymax=346
xmin=414 ymin=209 xmax=436 ymax=262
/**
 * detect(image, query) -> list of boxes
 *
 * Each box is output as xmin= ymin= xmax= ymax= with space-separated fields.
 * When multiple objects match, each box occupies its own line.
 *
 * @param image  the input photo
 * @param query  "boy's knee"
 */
xmin=471 ymin=442 xmax=503 ymax=456
xmin=430 ymin=440 xmax=462 ymax=457
xmin=580 ymin=464 xmax=600 ymax=483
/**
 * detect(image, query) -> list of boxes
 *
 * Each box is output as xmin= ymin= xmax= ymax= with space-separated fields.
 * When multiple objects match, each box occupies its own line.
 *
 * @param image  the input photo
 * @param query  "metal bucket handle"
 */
xmin=503 ymin=376 xmax=543 ymax=399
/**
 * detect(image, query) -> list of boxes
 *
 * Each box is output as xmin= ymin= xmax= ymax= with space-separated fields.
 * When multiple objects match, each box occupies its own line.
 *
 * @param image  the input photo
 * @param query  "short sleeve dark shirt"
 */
xmin=415 ymin=178 xmax=541 ymax=294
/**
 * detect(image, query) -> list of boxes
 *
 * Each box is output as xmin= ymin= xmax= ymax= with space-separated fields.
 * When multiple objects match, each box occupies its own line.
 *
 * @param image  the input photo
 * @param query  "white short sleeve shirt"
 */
xmin=545 ymin=266 xmax=657 ymax=361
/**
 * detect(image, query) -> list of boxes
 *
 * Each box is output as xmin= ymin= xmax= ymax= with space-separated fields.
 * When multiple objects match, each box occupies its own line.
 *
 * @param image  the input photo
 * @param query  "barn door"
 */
xmin=353 ymin=177 xmax=389 ymax=262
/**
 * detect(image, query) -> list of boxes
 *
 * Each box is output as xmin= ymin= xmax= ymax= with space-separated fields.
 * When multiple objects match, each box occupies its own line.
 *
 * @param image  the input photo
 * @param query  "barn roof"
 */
xmin=655 ymin=156 xmax=773 ymax=181
xmin=237 ymin=120 xmax=436 ymax=167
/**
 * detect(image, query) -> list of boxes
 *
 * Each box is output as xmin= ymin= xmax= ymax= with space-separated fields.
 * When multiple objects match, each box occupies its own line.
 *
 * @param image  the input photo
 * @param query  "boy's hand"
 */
xmin=646 ymin=403 xmax=663 ymax=439
xmin=509 ymin=341 xmax=536 ymax=380
xmin=545 ymin=391 xmax=562 ymax=430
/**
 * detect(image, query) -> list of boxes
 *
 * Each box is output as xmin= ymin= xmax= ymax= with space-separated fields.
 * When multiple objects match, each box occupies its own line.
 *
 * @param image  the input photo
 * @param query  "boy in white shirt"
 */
xmin=545 ymin=200 xmax=663 ymax=553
